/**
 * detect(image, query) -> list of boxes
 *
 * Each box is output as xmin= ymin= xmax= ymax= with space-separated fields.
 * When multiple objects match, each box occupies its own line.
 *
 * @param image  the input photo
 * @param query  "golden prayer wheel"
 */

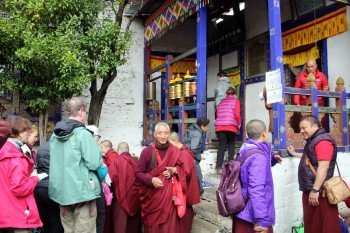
xmin=169 ymin=85 xmax=175 ymax=100
xmin=190 ymin=82 xmax=197 ymax=95
xmin=174 ymin=84 xmax=182 ymax=99
xmin=183 ymin=82 xmax=191 ymax=97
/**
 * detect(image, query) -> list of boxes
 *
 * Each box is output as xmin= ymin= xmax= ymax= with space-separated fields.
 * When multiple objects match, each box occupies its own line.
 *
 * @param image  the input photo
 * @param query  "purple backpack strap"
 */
xmin=238 ymin=149 xmax=264 ymax=165
xmin=219 ymin=161 xmax=237 ymax=189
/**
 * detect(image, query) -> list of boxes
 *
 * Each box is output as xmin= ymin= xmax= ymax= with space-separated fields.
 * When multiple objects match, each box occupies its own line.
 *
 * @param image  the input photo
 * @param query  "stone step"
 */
xmin=194 ymin=198 xmax=232 ymax=231
xmin=191 ymin=215 xmax=221 ymax=233
xmin=203 ymin=173 xmax=221 ymax=188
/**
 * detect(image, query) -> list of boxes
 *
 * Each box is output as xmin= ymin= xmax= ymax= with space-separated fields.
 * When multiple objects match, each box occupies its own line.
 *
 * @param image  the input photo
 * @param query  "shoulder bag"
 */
xmin=306 ymin=155 xmax=350 ymax=205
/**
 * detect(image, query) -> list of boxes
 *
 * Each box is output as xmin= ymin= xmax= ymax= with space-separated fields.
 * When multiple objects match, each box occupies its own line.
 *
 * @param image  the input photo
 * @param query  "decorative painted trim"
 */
xmin=144 ymin=0 xmax=209 ymax=45
xmin=282 ymin=6 xmax=347 ymax=52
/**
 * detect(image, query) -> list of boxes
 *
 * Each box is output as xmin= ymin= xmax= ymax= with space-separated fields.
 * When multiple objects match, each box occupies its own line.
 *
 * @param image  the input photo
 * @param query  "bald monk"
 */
xmin=294 ymin=59 xmax=329 ymax=106
xmin=109 ymin=142 xmax=141 ymax=233
xmin=169 ymin=132 xmax=200 ymax=233
xmin=100 ymin=140 xmax=118 ymax=168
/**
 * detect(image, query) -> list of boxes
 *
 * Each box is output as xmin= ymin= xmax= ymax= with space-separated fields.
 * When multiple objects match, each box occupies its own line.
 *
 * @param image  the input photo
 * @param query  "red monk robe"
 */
xmin=109 ymin=151 xmax=142 ymax=233
xmin=177 ymin=145 xmax=200 ymax=233
xmin=103 ymin=149 xmax=118 ymax=167
xmin=136 ymin=142 xmax=185 ymax=233
xmin=103 ymin=149 xmax=119 ymax=233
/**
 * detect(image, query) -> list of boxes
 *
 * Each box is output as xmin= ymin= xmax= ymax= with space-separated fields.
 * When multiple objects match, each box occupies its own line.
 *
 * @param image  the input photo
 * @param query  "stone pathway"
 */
xmin=192 ymin=174 xmax=232 ymax=233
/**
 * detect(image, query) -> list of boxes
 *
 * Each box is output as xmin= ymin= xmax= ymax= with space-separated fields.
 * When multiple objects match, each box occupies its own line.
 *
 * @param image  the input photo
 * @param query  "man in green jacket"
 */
xmin=49 ymin=97 xmax=102 ymax=233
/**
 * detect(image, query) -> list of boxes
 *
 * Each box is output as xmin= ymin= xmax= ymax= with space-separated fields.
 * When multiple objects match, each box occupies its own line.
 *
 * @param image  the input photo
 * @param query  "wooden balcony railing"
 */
xmin=282 ymin=77 xmax=349 ymax=154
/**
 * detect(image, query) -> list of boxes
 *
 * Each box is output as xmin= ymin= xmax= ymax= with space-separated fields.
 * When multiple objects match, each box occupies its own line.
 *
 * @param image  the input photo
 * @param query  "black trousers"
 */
xmin=34 ymin=187 xmax=63 ymax=233
xmin=216 ymin=131 xmax=236 ymax=169
xmin=96 ymin=188 xmax=106 ymax=233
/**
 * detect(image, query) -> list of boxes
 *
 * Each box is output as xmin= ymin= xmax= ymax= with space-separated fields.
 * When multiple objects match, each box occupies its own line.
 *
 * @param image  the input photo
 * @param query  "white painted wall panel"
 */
xmin=327 ymin=6 xmax=350 ymax=108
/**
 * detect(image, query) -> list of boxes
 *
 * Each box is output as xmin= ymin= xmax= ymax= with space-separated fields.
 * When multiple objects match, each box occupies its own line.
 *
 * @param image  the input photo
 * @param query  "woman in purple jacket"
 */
xmin=215 ymin=87 xmax=241 ymax=174
xmin=233 ymin=119 xmax=281 ymax=233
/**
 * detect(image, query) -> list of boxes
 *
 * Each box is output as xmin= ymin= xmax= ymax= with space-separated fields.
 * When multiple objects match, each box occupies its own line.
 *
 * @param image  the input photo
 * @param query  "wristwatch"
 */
xmin=311 ymin=188 xmax=320 ymax=193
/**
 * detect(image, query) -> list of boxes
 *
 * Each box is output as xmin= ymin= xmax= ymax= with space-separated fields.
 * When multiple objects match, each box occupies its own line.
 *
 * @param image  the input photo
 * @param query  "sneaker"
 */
xmin=202 ymin=181 xmax=213 ymax=189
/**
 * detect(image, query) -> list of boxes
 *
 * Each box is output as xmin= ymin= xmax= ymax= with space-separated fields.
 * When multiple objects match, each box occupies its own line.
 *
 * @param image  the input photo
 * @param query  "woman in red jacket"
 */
xmin=214 ymin=87 xmax=241 ymax=174
xmin=0 ymin=116 xmax=45 ymax=232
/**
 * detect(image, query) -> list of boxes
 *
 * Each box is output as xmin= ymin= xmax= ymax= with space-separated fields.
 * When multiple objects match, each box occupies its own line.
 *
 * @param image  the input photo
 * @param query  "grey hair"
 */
xmin=154 ymin=122 xmax=170 ymax=132
xmin=246 ymin=119 xmax=266 ymax=140
xmin=66 ymin=97 xmax=87 ymax=117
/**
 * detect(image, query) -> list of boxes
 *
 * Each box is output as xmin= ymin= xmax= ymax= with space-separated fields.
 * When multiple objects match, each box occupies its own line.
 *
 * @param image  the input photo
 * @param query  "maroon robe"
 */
xmin=136 ymin=143 xmax=184 ymax=233
xmin=103 ymin=149 xmax=119 ymax=233
xmin=109 ymin=152 xmax=141 ymax=233
xmin=177 ymin=145 xmax=200 ymax=233
xmin=104 ymin=149 xmax=118 ymax=168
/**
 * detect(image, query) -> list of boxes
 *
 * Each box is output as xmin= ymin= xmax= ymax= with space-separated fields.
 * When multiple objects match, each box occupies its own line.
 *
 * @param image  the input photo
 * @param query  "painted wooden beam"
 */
xmin=268 ymin=0 xmax=286 ymax=149
xmin=196 ymin=6 xmax=207 ymax=118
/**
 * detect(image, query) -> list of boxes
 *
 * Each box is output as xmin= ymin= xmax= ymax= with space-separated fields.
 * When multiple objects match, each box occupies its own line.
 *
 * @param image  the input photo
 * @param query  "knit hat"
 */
xmin=0 ymin=120 xmax=11 ymax=149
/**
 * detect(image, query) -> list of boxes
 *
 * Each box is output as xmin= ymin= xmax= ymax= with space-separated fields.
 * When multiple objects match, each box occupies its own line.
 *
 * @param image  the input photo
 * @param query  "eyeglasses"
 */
xmin=81 ymin=109 xmax=88 ymax=115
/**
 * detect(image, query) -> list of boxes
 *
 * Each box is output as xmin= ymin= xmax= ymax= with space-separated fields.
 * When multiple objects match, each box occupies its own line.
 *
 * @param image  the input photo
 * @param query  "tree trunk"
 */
xmin=88 ymin=90 xmax=107 ymax=127
xmin=88 ymin=68 xmax=118 ymax=126
xmin=38 ymin=110 xmax=48 ymax=145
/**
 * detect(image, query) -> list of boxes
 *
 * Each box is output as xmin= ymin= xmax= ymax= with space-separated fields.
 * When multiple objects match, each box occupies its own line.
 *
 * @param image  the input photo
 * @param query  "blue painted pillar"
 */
xmin=311 ymin=86 xmax=319 ymax=116
xmin=165 ymin=55 xmax=172 ymax=121
xmin=268 ymin=0 xmax=286 ymax=149
xmin=341 ymin=89 xmax=349 ymax=146
xmin=196 ymin=6 xmax=207 ymax=118
xmin=179 ymin=104 xmax=184 ymax=141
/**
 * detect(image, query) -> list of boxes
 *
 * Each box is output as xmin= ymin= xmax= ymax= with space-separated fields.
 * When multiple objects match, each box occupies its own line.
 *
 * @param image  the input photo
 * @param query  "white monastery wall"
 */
xmin=327 ymin=6 xmax=350 ymax=108
xmin=82 ymin=18 xmax=145 ymax=156
xmin=206 ymin=54 xmax=220 ymax=140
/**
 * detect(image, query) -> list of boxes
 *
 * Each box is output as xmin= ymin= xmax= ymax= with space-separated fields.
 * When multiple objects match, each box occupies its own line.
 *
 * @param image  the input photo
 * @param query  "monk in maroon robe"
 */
xmin=169 ymin=132 xmax=200 ymax=233
xmin=100 ymin=140 xmax=118 ymax=167
xmin=109 ymin=142 xmax=141 ymax=233
xmin=136 ymin=123 xmax=188 ymax=233
xmin=100 ymin=140 xmax=119 ymax=233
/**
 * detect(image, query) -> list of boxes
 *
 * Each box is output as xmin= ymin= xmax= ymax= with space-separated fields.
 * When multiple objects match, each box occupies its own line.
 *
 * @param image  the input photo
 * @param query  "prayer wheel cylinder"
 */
xmin=183 ymin=82 xmax=191 ymax=97
xmin=169 ymin=86 xmax=176 ymax=100
xmin=146 ymin=82 xmax=156 ymax=100
xmin=175 ymin=84 xmax=182 ymax=99
xmin=190 ymin=82 xmax=197 ymax=95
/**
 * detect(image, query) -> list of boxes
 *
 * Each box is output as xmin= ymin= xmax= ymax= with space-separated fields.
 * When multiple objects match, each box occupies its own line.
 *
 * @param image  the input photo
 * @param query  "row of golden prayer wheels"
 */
xmin=169 ymin=81 xmax=197 ymax=100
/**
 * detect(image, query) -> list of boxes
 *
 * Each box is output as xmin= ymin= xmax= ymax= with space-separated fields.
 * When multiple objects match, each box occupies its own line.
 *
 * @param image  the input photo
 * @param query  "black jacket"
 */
xmin=36 ymin=141 xmax=50 ymax=188
xmin=298 ymin=129 xmax=337 ymax=192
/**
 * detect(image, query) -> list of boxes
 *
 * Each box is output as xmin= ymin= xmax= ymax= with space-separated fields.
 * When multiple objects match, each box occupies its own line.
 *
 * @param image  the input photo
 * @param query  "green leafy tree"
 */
xmin=0 ymin=0 xmax=136 ymax=143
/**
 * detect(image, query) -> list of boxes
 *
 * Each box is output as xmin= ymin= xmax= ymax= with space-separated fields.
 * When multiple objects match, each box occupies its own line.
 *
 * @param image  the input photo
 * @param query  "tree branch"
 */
xmin=125 ymin=0 xmax=143 ymax=32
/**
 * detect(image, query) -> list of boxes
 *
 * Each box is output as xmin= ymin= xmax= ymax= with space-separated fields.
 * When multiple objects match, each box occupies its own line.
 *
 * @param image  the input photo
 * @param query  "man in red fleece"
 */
xmin=294 ymin=59 xmax=329 ymax=106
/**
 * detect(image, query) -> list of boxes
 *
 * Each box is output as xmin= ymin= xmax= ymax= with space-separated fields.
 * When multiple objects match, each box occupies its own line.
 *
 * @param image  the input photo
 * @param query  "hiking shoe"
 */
xmin=202 ymin=181 xmax=213 ymax=189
